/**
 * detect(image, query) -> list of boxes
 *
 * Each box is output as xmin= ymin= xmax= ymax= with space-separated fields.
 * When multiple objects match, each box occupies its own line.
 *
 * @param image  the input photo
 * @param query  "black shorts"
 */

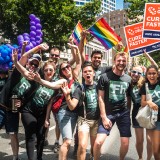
xmin=98 ymin=108 xmax=131 ymax=137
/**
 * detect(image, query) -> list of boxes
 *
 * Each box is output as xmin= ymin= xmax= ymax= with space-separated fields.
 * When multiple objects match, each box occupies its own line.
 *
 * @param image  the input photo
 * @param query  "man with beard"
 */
xmin=93 ymin=52 xmax=132 ymax=160
xmin=79 ymin=31 xmax=112 ymax=83
xmin=0 ymin=43 xmax=48 ymax=160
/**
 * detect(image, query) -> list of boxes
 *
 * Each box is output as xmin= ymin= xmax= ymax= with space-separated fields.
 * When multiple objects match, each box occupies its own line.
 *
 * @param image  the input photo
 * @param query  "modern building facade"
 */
xmin=74 ymin=0 xmax=116 ymax=14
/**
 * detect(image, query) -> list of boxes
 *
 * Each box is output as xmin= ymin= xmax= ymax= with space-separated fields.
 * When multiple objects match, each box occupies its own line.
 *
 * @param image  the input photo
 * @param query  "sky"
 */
xmin=116 ymin=0 xmax=124 ymax=10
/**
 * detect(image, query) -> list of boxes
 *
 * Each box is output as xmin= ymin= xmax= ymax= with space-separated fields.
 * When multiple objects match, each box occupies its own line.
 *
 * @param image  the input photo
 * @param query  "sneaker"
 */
xmin=53 ymin=142 xmax=60 ymax=153
xmin=44 ymin=139 xmax=49 ymax=146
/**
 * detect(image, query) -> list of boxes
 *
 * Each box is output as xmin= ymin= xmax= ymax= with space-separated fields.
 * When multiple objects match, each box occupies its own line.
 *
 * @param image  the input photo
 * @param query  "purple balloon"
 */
xmin=25 ymin=45 xmax=31 ymax=51
xmin=31 ymin=41 xmax=37 ymax=47
xmin=36 ymin=23 xmax=42 ymax=29
xmin=36 ymin=40 xmax=41 ymax=45
xmin=39 ymin=38 xmax=42 ymax=43
xmin=30 ymin=21 xmax=36 ymax=26
xmin=23 ymin=36 xmax=30 ymax=41
xmin=6 ymin=44 xmax=14 ymax=50
xmin=23 ymin=33 xmax=30 ymax=37
xmin=35 ymin=36 xmax=41 ymax=41
xmin=30 ymin=26 xmax=36 ymax=31
xmin=36 ymin=30 xmax=42 ymax=36
xmin=30 ymin=31 xmax=36 ymax=37
xmin=18 ymin=53 xmax=21 ymax=60
xmin=30 ymin=37 xmax=36 ymax=41
xmin=34 ymin=17 xmax=40 ymax=23
xmin=29 ymin=14 xmax=36 ymax=20
xmin=17 ymin=35 xmax=24 ymax=41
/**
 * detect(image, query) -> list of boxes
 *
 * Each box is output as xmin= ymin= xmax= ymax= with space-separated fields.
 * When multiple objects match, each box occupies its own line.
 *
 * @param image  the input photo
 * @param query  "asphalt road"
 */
xmin=0 ymin=114 xmax=154 ymax=160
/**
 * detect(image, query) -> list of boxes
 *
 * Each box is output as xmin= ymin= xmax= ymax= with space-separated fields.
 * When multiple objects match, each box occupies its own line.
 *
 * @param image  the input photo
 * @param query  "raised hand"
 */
xmin=12 ymin=48 xmax=18 ymax=63
xmin=61 ymin=82 xmax=71 ymax=97
xmin=33 ymin=72 xmax=41 ymax=82
xmin=39 ymin=43 xmax=49 ymax=51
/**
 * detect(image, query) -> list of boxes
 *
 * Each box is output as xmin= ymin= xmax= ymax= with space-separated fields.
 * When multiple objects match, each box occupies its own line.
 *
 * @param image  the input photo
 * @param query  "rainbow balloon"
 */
xmin=88 ymin=18 xmax=121 ymax=50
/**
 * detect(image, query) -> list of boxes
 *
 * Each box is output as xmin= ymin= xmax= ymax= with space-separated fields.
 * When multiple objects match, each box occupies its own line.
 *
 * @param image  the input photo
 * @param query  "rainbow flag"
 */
xmin=71 ymin=22 xmax=86 ymax=45
xmin=88 ymin=18 xmax=122 ymax=50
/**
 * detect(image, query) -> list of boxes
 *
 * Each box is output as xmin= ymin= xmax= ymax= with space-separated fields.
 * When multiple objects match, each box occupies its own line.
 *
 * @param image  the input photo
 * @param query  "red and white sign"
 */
xmin=143 ymin=3 xmax=160 ymax=39
xmin=124 ymin=22 xmax=160 ymax=57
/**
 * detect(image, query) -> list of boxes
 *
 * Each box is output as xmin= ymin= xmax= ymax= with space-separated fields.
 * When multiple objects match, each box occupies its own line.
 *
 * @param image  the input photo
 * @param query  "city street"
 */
xmin=0 ymin=115 xmax=154 ymax=160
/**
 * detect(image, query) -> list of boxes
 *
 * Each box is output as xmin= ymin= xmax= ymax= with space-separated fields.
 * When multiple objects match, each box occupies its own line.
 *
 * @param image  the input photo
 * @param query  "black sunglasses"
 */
xmin=50 ymin=54 xmax=59 ymax=58
xmin=29 ymin=62 xmax=39 ymax=68
xmin=61 ymin=65 xmax=71 ymax=71
xmin=131 ymin=70 xmax=142 ymax=75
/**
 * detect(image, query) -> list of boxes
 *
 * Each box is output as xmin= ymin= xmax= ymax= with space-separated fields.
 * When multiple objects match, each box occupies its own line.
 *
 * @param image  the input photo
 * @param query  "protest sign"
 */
xmin=143 ymin=3 xmax=160 ymax=39
xmin=124 ymin=22 xmax=160 ymax=57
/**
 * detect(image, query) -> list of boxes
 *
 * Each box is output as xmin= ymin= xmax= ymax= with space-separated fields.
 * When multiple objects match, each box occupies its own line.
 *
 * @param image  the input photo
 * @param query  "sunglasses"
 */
xmin=29 ymin=62 xmax=38 ymax=68
xmin=50 ymin=54 xmax=59 ymax=58
xmin=61 ymin=65 xmax=71 ymax=71
xmin=44 ymin=68 xmax=54 ymax=72
xmin=131 ymin=70 xmax=142 ymax=75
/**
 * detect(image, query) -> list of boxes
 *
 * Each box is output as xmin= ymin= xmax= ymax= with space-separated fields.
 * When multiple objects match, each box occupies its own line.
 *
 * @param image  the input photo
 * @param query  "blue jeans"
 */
xmin=0 ymin=109 xmax=6 ymax=129
xmin=57 ymin=108 xmax=78 ymax=140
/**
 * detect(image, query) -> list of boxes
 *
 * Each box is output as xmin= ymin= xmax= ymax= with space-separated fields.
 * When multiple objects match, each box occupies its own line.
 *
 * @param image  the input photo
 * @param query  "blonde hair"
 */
xmin=113 ymin=52 xmax=128 ymax=61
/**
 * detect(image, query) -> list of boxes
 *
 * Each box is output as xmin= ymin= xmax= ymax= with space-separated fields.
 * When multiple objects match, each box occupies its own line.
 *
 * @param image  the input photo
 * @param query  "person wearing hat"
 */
xmin=12 ymin=48 xmax=67 ymax=160
xmin=0 ymin=42 xmax=49 ymax=160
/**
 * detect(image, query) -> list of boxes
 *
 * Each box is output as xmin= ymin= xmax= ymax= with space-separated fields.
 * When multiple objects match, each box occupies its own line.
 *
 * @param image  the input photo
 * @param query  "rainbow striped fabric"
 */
xmin=88 ymin=18 xmax=122 ymax=50
xmin=71 ymin=21 xmax=86 ymax=46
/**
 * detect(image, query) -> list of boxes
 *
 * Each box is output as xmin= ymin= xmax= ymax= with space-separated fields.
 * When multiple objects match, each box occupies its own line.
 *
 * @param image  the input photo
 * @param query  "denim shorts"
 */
xmin=57 ymin=108 xmax=78 ymax=140
xmin=98 ymin=108 xmax=131 ymax=137
xmin=0 ymin=110 xmax=19 ymax=133
xmin=0 ymin=109 xmax=6 ymax=129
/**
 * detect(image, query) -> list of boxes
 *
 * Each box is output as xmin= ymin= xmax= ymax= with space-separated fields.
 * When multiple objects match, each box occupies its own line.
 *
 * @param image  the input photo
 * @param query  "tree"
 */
xmin=0 ymin=0 xmax=101 ymax=48
xmin=124 ymin=0 xmax=160 ymax=66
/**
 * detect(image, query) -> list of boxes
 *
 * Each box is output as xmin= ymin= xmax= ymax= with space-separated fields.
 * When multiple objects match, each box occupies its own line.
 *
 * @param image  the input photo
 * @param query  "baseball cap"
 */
xmin=29 ymin=54 xmax=41 ymax=65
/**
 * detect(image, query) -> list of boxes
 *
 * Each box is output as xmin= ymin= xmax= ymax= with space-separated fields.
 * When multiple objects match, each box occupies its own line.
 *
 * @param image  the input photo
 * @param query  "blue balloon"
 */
xmin=0 ymin=46 xmax=3 ymax=52
xmin=4 ymin=55 xmax=10 ymax=63
xmin=1 ymin=49 xmax=8 ymax=57
xmin=0 ymin=57 xmax=4 ymax=64
xmin=6 ymin=48 xmax=12 ymax=54
xmin=13 ymin=44 xmax=18 ymax=48
xmin=8 ymin=61 xmax=13 ymax=69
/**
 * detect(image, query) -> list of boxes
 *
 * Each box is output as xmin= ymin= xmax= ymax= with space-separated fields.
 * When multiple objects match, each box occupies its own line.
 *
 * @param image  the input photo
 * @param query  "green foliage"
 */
xmin=0 ymin=0 xmax=101 ymax=49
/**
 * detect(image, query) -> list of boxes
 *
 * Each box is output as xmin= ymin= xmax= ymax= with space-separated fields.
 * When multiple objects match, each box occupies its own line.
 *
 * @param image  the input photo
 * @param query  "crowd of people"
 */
xmin=0 ymin=31 xmax=159 ymax=160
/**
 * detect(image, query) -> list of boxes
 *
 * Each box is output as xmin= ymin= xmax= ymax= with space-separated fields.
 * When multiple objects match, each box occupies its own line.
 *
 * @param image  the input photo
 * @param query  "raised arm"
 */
xmin=143 ymin=49 xmax=158 ymax=68
xmin=12 ymin=49 xmax=34 ymax=80
xmin=68 ymin=36 xmax=76 ymax=66
xmin=78 ymin=30 xmax=87 ymax=65
xmin=68 ymin=43 xmax=81 ymax=80
xmin=19 ymin=43 xmax=49 ymax=66
xmin=34 ymin=72 xmax=67 ymax=90
xmin=61 ymin=83 xmax=79 ymax=110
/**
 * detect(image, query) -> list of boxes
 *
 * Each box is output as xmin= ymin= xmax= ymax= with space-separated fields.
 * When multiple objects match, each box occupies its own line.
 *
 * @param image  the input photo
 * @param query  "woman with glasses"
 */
xmin=140 ymin=65 xmax=160 ymax=160
xmin=35 ymin=43 xmax=82 ymax=160
xmin=130 ymin=66 xmax=153 ymax=160
xmin=12 ymin=48 xmax=67 ymax=160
